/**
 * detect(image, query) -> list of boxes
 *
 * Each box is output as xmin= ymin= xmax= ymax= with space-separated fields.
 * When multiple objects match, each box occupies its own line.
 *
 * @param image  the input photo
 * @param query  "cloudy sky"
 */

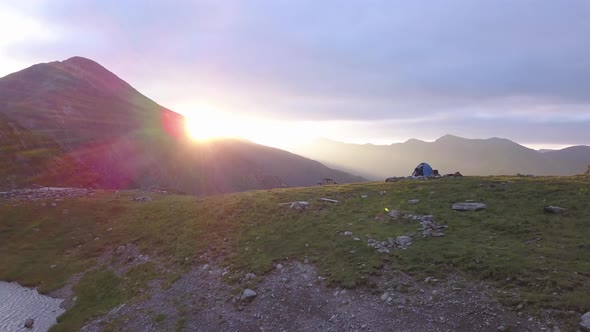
xmin=1 ymin=0 xmax=589 ymax=149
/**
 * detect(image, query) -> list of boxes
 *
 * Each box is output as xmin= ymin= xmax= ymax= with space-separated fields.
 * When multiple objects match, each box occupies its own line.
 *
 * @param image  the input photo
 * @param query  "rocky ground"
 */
xmin=0 ymin=187 xmax=95 ymax=201
xmin=76 ymin=258 xmax=562 ymax=332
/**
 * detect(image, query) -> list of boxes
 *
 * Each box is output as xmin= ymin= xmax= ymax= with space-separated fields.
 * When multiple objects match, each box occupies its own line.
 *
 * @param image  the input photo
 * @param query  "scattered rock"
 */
xmin=380 ymin=292 xmax=389 ymax=301
xmin=387 ymin=209 xmax=401 ymax=219
xmin=452 ymin=202 xmax=487 ymax=211
xmin=240 ymin=289 xmax=257 ymax=302
xmin=244 ymin=273 xmax=256 ymax=281
xmin=114 ymin=245 xmax=126 ymax=256
xmin=275 ymin=264 xmax=283 ymax=270
xmin=24 ymin=318 xmax=34 ymax=329
xmin=580 ymin=311 xmax=590 ymax=332
xmin=0 ymin=187 xmax=94 ymax=201
xmin=343 ymin=231 xmax=353 ymax=236
xmin=396 ymin=236 xmax=412 ymax=246
xmin=290 ymin=201 xmax=310 ymax=210
xmin=133 ymin=196 xmax=152 ymax=202
xmin=361 ymin=194 xmax=368 ymax=198
xmin=407 ymin=199 xmax=420 ymax=205
xmin=544 ymin=206 xmax=566 ymax=214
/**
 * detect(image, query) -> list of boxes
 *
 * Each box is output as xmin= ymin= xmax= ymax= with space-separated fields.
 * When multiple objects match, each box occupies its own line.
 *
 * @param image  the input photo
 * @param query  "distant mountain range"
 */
xmin=0 ymin=57 xmax=364 ymax=193
xmin=291 ymin=135 xmax=590 ymax=180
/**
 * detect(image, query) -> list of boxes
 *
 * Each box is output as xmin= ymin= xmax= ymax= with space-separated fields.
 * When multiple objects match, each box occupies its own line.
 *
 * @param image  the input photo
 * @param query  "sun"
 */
xmin=181 ymin=107 xmax=318 ymax=149
xmin=184 ymin=111 xmax=236 ymax=141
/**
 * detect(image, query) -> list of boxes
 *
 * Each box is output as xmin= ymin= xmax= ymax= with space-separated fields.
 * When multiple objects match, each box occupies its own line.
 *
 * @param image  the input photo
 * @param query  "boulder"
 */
xmin=580 ymin=311 xmax=590 ymax=332
xmin=452 ymin=202 xmax=487 ymax=211
xmin=544 ymin=206 xmax=566 ymax=213
xmin=240 ymin=288 xmax=257 ymax=302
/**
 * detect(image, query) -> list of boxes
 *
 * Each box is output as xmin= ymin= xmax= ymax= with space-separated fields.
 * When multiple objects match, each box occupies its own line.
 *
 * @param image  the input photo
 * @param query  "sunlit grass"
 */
xmin=1 ymin=175 xmax=589 ymax=329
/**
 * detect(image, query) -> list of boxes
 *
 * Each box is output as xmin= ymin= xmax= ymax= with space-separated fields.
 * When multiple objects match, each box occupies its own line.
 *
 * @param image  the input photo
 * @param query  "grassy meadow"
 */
xmin=1 ymin=175 xmax=589 ymax=330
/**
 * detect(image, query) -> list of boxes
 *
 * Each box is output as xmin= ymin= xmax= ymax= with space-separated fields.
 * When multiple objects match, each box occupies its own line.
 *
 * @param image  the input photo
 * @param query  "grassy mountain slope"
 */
xmin=292 ymin=135 xmax=587 ymax=179
xmin=1 ymin=176 xmax=589 ymax=330
xmin=0 ymin=57 xmax=363 ymax=193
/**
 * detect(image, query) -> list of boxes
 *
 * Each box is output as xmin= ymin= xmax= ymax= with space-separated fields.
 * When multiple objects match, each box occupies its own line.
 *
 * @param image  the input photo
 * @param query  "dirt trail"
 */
xmin=80 ymin=261 xmax=560 ymax=332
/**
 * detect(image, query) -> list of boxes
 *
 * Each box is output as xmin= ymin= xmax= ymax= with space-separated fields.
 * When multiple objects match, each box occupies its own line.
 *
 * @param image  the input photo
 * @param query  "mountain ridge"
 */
xmin=0 ymin=56 xmax=364 ymax=193
xmin=291 ymin=136 xmax=590 ymax=179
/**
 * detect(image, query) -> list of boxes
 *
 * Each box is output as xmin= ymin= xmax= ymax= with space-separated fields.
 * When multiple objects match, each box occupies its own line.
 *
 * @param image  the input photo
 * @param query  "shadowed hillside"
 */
xmin=0 ymin=57 xmax=364 ymax=193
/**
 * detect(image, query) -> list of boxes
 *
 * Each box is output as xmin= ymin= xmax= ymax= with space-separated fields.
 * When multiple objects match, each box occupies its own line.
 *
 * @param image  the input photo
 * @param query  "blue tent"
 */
xmin=412 ymin=162 xmax=433 ymax=176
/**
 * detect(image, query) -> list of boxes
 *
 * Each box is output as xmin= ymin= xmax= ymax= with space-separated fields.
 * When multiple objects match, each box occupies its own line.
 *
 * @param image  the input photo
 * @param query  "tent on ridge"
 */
xmin=412 ymin=162 xmax=434 ymax=177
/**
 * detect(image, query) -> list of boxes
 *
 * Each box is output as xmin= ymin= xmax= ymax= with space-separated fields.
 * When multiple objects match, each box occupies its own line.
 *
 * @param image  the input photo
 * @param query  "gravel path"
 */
xmin=80 ymin=261 xmax=560 ymax=332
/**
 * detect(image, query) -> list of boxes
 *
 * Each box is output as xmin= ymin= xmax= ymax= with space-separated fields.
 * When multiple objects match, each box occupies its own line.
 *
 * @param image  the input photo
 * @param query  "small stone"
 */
xmin=517 ymin=304 xmax=523 ymax=310
xmin=245 ymin=273 xmax=256 ymax=281
xmin=388 ymin=210 xmax=401 ymax=219
xmin=50 ymin=264 xmax=56 ymax=269
xmin=353 ymin=237 xmax=360 ymax=241
xmin=544 ymin=206 xmax=566 ymax=214
xmin=114 ymin=245 xmax=126 ymax=255
xmin=580 ymin=311 xmax=590 ymax=332
xmin=304 ymin=257 xmax=309 ymax=264
xmin=276 ymin=264 xmax=283 ymax=270
xmin=50 ymin=202 xmax=57 ymax=207
xmin=361 ymin=194 xmax=368 ymax=198
xmin=290 ymin=201 xmax=310 ymax=210
xmin=424 ymin=277 xmax=432 ymax=283
xmin=396 ymin=236 xmax=412 ymax=246
xmin=201 ymin=264 xmax=210 ymax=271
xmin=407 ymin=199 xmax=420 ymax=205
xmin=452 ymin=202 xmax=487 ymax=211
xmin=343 ymin=231 xmax=353 ymax=236
xmin=240 ymin=289 xmax=257 ymax=302
xmin=24 ymin=318 xmax=34 ymax=329
xmin=380 ymin=293 xmax=389 ymax=301
xmin=421 ymin=215 xmax=434 ymax=222
xmin=133 ymin=196 xmax=152 ymax=202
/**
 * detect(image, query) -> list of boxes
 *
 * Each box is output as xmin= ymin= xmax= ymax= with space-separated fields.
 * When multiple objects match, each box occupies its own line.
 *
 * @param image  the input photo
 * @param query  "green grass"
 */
xmin=1 ymin=175 xmax=590 ymax=329
xmin=50 ymin=269 xmax=124 ymax=332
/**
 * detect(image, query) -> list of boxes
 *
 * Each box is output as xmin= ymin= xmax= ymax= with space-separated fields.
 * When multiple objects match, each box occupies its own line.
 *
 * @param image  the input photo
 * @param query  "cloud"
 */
xmin=3 ymin=0 xmax=590 ymax=144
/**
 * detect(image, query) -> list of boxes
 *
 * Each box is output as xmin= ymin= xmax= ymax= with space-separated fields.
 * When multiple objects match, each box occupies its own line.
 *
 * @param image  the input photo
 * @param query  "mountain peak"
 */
xmin=435 ymin=134 xmax=464 ymax=142
xmin=62 ymin=56 xmax=100 ymax=66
